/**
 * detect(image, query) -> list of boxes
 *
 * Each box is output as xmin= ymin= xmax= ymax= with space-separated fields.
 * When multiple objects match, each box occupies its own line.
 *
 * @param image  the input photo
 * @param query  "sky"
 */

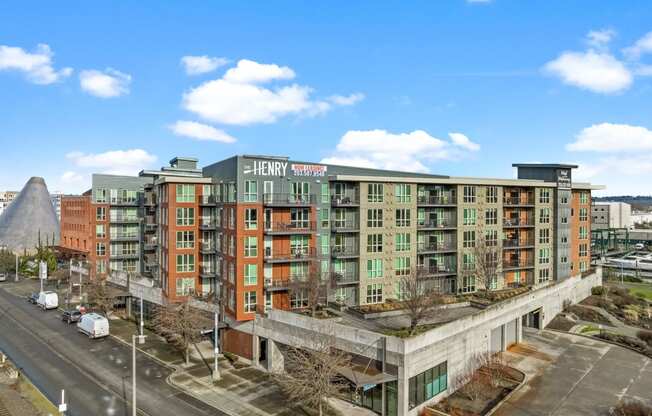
xmin=1 ymin=1 xmax=652 ymax=196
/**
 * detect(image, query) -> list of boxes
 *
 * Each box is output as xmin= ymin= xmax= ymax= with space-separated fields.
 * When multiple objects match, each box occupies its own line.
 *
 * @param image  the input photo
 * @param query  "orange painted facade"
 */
xmin=571 ymin=190 xmax=592 ymax=275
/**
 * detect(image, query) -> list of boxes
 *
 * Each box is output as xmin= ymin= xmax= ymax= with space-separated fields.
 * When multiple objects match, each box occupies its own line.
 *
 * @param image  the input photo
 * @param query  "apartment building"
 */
xmin=0 ymin=191 xmax=19 ymax=217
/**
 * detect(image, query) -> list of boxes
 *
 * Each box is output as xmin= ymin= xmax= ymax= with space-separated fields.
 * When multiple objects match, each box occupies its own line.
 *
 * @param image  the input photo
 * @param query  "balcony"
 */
xmin=503 ymin=238 xmax=535 ymax=249
xmin=331 ymin=271 xmax=359 ymax=285
xmin=417 ymin=264 xmax=457 ymax=277
xmin=417 ymin=195 xmax=456 ymax=206
xmin=200 ymin=242 xmax=215 ymax=254
xmin=199 ymin=195 xmax=216 ymax=205
xmin=503 ymin=217 xmax=534 ymax=228
xmin=143 ymin=241 xmax=158 ymax=251
xmin=144 ymin=223 xmax=157 ymax=233
xmin=331 ymin=194 xmax=360 ymax=207
xmin=263 ymin=193 xmax=316 ymax=207
xmin=109 ymin=252 xmax=139 ymax=260
xmin=331 ymin=245 xmax=360 ymax=258
xmin=417 ymin=241 xmax=456 ymax=254
xmin=110 ymin=216 xmax=140 ymax=224
xmin=109 ymin=197 xmax=140 ymax=206
xmin=503 ymin=196 xmax=535 ymax=206
xmin=264 ymin=221 xmax=316 ymax=235
xmin=200 ymin=266 xmax=216 ymax=278
xmin=417 ymin=219 xmax=456 ymax=230
xmin=144 ymin=255 xmax=158 ymax=268
xmin=331 ymin=220 xmax=360 ymax=233
xmin=199 ymin=218 xmax=217 ymax=230
xmin=503 ymin=258 xmax=535 ymax=270
xmin=111 ymin=234 xmax=140 ymax=242
xmin=264 ymin=277 xmax=291 ymax=292
xmin=264 ymin=247 xmax=317 ymax=263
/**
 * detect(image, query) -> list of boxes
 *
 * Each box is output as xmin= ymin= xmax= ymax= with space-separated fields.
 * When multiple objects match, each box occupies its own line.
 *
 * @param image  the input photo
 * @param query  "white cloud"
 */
xmin=168 ymin=120 xmax=236 ymax=143
xmin=181 ymin=55 xmax=229 ymax=75
xmin=623 ymin=31 xmax=652 ymax=60
xmin=321 ymin=129 xmax=479 ymax=173
xmin=566 ymin=123 xmax=652 ymax=152
xmin=449 ymin=132 xmax=480 ymax=151
xmin=182 ymin=59 xmax=361 ymax=126
xmin=79 ymin=68 xmax=131 ymax=98
xmin=586 ymin=29 xmax=616 ymax=49
xmin=543 ymin=50 xmax=632 ymax=94
xmin=0 ymin=43 xmax=72 ymax=84
xmin=66 ymin=149 xmax=157 ymax=175
xmin=60 ymin=171 xmax=85 ymax=184
xmin=327 ymin=93 xmax=365 ymax=106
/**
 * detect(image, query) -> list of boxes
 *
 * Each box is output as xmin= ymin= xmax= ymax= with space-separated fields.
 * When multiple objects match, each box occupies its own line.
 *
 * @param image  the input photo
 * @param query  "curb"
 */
xmin=485 ymin=368 xmax=527 ymax=416
xmin=109 ymin=333 xmax=176 ymax=371
xmin=546 ymin=328 xmax=652 ymax=358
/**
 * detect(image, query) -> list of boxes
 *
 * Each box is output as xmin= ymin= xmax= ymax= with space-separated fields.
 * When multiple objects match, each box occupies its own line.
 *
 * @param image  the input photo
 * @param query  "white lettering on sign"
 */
xmin=291 ymin=164 xmax=327 ymax=177
xmin=244 ymin=160 xmax=288 ymax=177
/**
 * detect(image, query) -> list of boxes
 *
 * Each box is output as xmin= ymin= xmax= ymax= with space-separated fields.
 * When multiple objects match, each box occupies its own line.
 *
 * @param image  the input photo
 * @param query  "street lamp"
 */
xmin=132 ymin=334 xmax=146 ymax=416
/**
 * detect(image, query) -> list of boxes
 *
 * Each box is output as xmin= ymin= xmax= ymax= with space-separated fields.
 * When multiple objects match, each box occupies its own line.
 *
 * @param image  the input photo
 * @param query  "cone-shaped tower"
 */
xmin=0 ymin=177 xmax=59 ymax=253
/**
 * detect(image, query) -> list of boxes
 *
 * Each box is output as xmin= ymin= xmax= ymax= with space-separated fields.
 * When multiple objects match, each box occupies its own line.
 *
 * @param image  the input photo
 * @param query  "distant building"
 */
xmin=591 ymin=202 xmax=632 ymax=230
xmin=50 ymin=191 xmax=64 ymax=221
xmin=632 ymin=211 xmax=652 ymax=226
xmin=0 ymin=191 xmax=19 ymax=217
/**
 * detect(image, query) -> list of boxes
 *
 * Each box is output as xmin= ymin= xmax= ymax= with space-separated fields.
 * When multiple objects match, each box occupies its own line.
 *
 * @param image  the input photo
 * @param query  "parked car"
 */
xmin=27 ymin=292 xmax=39 ymax=304
xmin=61 ymin=309 xmax=83 ymax=324
xmin=0 ymin=273 xmax=6 ymax=282
xmin=77 ymin=313 xmax=110 ymax=339
xmin=37 ymin=291 xmax=59 ymax=310
xmin=634 ymin=243 xmax=646 ymax=250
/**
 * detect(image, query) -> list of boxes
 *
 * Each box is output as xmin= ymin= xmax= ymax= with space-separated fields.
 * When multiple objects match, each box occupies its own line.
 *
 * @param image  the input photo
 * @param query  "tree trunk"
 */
xmin=318 ymin=400 xmax=322 ymax=416
xmin=185 ymin=348 xmax=190 ymax=365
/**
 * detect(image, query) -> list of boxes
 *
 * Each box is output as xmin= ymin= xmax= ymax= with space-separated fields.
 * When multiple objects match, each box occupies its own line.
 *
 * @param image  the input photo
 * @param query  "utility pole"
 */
xmin=139 ymin=296 xmax=144 ymax=337
xmin=79 ymin=260 xmax=83 ymax=303
xmin=213 ymin=308 xmax=220 ymax=380
xmin=58 ymin=389 xmax=67 ymax=415
xmin=14 ymin=252 xmax=18 ymax=282
xmin=132 ymin=334 xmax=146 ymax=416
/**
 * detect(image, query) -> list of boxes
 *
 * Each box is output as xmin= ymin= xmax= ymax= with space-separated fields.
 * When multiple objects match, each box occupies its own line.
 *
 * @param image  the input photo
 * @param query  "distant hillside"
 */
xmin=593 ymin=196 xmax=652 ymax=211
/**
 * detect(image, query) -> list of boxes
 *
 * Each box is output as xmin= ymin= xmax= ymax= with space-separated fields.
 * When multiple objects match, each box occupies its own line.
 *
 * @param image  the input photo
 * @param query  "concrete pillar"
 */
xmin=500 ymin=324 xmax=506 ymax=351
xmin=516 ymin=317 xmax=523 ymax=344
xmin=267 ymin=339 xmax=285 ymax=374
xmin=396 ymin=365 xmax=409 ymax=416
xmin=252 ymin=334 xmax=260 ymax=367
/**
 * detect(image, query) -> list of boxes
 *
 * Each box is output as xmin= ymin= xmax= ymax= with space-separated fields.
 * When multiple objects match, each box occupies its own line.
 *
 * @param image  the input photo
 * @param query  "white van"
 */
xmin=77 ymin=313 xmax=110 ymax=339
xmin=37 ymin=291 xmax=59 ymax=310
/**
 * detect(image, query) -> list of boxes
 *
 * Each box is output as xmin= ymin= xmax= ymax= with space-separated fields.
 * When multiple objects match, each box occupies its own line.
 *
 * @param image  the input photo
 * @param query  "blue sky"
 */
xmin=2 ymin=1 xmax=652 ymax=196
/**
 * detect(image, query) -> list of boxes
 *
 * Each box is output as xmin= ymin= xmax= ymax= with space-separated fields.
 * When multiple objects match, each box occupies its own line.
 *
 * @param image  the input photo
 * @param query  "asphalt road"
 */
xmin=0 ymin=284 xmax=226 ymax=416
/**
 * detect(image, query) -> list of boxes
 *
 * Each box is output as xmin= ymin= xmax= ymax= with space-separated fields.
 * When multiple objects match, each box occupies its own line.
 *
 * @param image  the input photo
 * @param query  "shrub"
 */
xmin=613 ymin=399 xmax=652 ymax=416
xmin=637 ymin=330 xmax=652 ymax=347
xmin=591 ymin=286 xmax=605 ymax=296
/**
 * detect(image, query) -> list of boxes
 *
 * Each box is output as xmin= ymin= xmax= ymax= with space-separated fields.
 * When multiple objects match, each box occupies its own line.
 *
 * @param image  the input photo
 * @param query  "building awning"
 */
xmin=337 ymin=364 xmax=397 ymax=387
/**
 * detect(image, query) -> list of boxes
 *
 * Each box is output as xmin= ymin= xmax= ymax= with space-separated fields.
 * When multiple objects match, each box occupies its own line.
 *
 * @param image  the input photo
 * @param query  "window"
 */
xmin=368 ymin=183 xmax=384 ymax=203
xmin=244 ymin=236 xmax=257 ymax=257
xmin=561 ymin=255 xmax=568 ymax=264
xmin=485 ymin=208 xmax=497 ymax=225
xmin=367 ymin=209 xmax=383 ymax=228
xmin=321 ymin=183 xmax=329 ymax=204
xmin=176 ymin=278 xmax=195 ymax=296
xmin=580 ymin=261 xmax=588 ymax=272
xmin=462 ymin=276 xmax=476 ymax=293
xmin=96 ymin=207 xmax=105 ymax=221
xmin=485 ymin=229 xmax=498 ymax=246
xmin=539 ymin=208 xmax=550 ymax=224
xmin=96 ymin=260 xmax=106 ymax=274
xmin=291 ymin=290 xmax=308 ymax=309
xmin=579 ymin=243 xmax=588 ymax=257
xmin=320 ymin=234 xmax=329 ymax=256
xmin=244 ymin=264 xmax=257 ymax=285
xmin=561 ymin=216 xmax=568 ymax=224
xmin=176 ymin=254 xmax=195 ymax=272
xmin=366 ymin=284 xmax=383 ymax=304
xmin=561 ymin=196 xmax=569 ymax=204
xmin=463 ymin=230 xmax=476 ymax=248
xmin=244 ymin=291 xmax=257 ymax=313
xmin=395 ymin=184 xmax=411 ymax=203
xmin=539 ymin=248 xmax=550 ymax=265
xmin=463 ymin=186 xmax=476 ymax=203
xmin=96 ymin=242 xmax=106 ymax=256
xmin=367 ymin=259 xmax=383 ymax=279
xmin=367 ymin=234 xmax=383 ymax=253
xmin=579 ymin=226 xmax=588 ymax=240
xmin=579 ymin=208 xmax=588 ymax=221
xmin=408 ymin=362 xmax=447 ymax=410
xmin=486 ymin=186 xmax=498 ymax=204
xmin=96 ymin=224 xmax=105 ymax=238
xmin=320 ymin=208 xmax=329 ymax=228
xmin=463 ymin=252 xmax=475 ymax=271
xmin=463 ymin=208 xmax=476 ymax=226
xmin=94 ymin=188 xmax=107 ymax=203
xmin=538 ymin=268 xmax=550 ymax=283
xmin=176 ymin=184 xmax=195 ymax=203
xmin=539 ymin=228 xmax=550 ymax=244
xmin=539 ymin=189 xmax=550 ymax=204
xmin=561 ymin=235 xmax=568 ymax=244
xmin=396 ymin=233 xmax=411 ymax=252
xmin=396 ymin=209 xmax=411 ymax=227
xmin=244 ymin=180 xmax=258 ymax=202
xmin=580 ymin=192 xmax=589 ymax=205
xmin=395 ymin=257 xmax=410 ymax=276
xmin=176 ymin=207 xmax=195 ymax=226
xmin=290 ymin=208 xmax=309 ymax=228
xmin=245 ymin=208 xmax=257 ymax=230
xmin=176 ymin=231 xmax=195 ymax=249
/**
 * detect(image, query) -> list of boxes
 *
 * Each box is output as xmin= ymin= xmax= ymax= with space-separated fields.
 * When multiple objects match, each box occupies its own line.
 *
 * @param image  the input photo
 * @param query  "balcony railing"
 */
xmin=503 ymin=258 xmax=535 ymax=269
xmin=417 ymin=219 xmax=456 ymax=229
xmin=331 ymin=194 xmax=360 ymax=206
xmin=144 ymin=197 xmax=156 ymax=207
xmin=417 ymin=264 xmax=457 ymax=276
xmin=110 ymin=234 xmax=140 ymax=241
xmin=417 ymin=241 xmax=456 ymax=253
xmin=200 ymin=219 xmax=217 ymax=230
xmin=263 ymin=193 xmax=316 ymax=206
xmin=331 ymin=245 xmax=360 ymax=257
xmin=331 ymin=271 xmax=359 ymax=285
xmin=264 ymin=278 xmax=291 ymax=291
xmin=109 ymin=252 xmax=139 ymax=260
xmin=199 ymin=195 xmax=216 ymax=205
xmin=417 ymin=195 xmax=456 ymax=205
xmin=110 ymin=216 xmax=140 ymax=223
xmin=109 ymin=197 xmax=140 ymax=206
xmin=264 ymin=247 xmax=316 ymax=262
xmin=331 ymin=220 xmax=360 ymax=232
xmin=200 ymin=242 xmax=215 ymax=253
xmin=200 ymin=267 xmax=216 ymax=278
xmin=503 ymin=238 xmax=535 ymax=248
xmin=144 ymin=223 xmax=157 ymax=233
xmin=503 ymin=196 xmax=535 ymax=206
xmin=503 ymin=217 xmax=534 ymax=227
xmin=264 ymin=221 xmax=316 ymax=234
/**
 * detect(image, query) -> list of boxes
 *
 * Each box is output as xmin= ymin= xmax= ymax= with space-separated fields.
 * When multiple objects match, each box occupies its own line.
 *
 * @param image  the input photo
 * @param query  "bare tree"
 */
xmin=466 ymin=233 xmax=503 ymax=295
xmin=153 ymin=300 xmax=206 ymax=365
xmin=86 ymin=276 xmax=116 ymax=316
xmin=399 ymin=268 xmax=444 ymax=336
xmin=290 ymin=263 xmax=326 ymax=318
xmin=277 ymin=335 xmax=352 ymax=416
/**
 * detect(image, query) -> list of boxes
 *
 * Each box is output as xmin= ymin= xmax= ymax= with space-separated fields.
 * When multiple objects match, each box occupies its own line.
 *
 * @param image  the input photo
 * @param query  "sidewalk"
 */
xmin=110 ymin=318 xmax=296 ymax=416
